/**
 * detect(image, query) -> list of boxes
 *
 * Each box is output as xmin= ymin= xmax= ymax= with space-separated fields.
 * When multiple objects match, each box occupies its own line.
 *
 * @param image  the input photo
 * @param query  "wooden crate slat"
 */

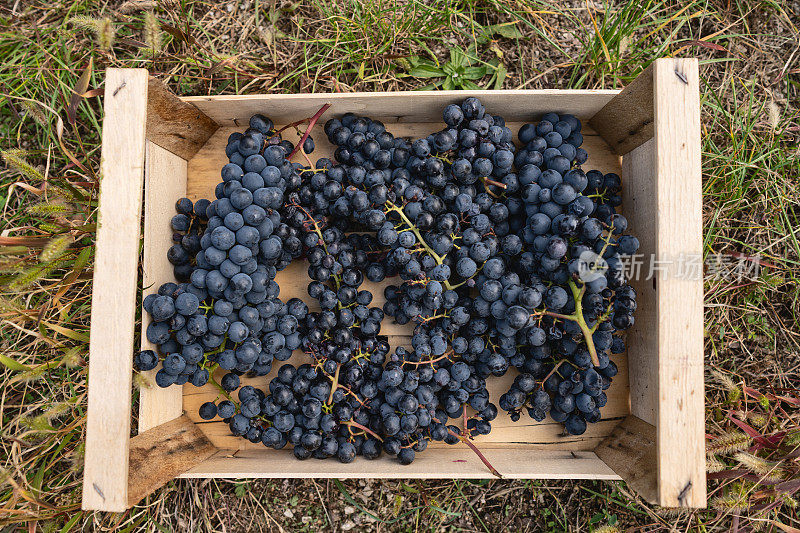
xmin=181 ymin=90 xmax=619 ymax=127
xmin=128 ymin=415 xmax=217 ymax=507
xmin=182 ymin=448 xmax=619 ymax=479
xmin=146 ymin=77 xmax=219 ymax=160
xmin=653 ymin=58 xmax=705 ymax=508
xmin=138 ymin=142 xmax=187 ymax=432
xmin=588 ymin=64 xmax=655 ymax=155
xmin=621 ymin=138 xmax=658 ymax=425
xmin=82 ymin=68 xmax=149 ymax=512
xmin=594 ymin=415 xmax=658 ymax=504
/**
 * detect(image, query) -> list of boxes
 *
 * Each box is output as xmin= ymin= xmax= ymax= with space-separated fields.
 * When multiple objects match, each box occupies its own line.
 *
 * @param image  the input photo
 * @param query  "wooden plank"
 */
xmin=181 ymin=90 xmax=619 ymax=127
xmin=595 ymin=415 xmax=658 ymax=504
xmin=621 ymin=139 xmax=657 ymax=425
xmin=653 ymin=58 xmax=705 ymax=507
xmin=138 ymin=142 xmax=186 ymax=433
xmin=82 ymin=68 xmax=149 ymax=512
xmin=182 ymin=448 xmax=619 ymax=480
xmin=146 ymin=76 xmax=218 ymax=160
xmin=589 ymin=64 xmax=654 ymax=155
xmin=127 ymin=415 xmax=217 ymax=507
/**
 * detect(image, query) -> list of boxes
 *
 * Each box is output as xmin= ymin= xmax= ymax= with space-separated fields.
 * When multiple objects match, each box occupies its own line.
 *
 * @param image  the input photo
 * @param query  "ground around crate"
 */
xmin=0 ymin=1 xmax=798 ymax=531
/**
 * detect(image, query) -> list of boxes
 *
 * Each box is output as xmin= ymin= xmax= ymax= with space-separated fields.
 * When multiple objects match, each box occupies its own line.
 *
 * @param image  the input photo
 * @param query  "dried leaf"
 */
xmin=41 ymin=321 xmax=90 ymax=343
xmin=160 ymin=21 xmax=196 ymax=46
xmin=68 ymin=58 xmax=93 ymax=126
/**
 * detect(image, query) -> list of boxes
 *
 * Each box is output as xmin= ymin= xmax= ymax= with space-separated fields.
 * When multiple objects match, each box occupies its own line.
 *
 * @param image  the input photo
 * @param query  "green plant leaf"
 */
xmin=406 ymin=55 xmax=421 ymax=67
xmin=408 ymin=65 xmax=445 ymax=78
xmin=416 ymin=80 xmax=444 ymax=91
xmin=462 ymin=66 xmax=487 ymax=80
xmin=60 ymin=513 xmax=84 ymax=533
xmin=493 ymin=22 xmax=524 ymax=39
xmin=0 ymin=353 xmax=31 ymax=371
xmin=493 ymin=63 xmax=507 ymax=89
xmin=461 ymin=79 xmax=483 ymax=90
xmin=449 ymin=47 xmax=466 ymax=67
xmin=442 ymin=76 xmax=456 ymax=90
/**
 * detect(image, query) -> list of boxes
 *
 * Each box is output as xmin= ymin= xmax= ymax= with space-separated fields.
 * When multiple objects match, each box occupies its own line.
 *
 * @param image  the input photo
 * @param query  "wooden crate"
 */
xmin=82 ymin=59 xmax=704 ymax=512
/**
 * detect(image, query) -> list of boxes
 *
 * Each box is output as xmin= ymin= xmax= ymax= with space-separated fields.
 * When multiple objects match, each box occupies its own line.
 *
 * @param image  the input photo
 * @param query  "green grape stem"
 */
xmin=206 ymin=363 xmax=234 ymax=403
xmin=385 ymin=200 xmax=462 ymax=291
xmin=538 ymin=280 xmax=600 ymax=367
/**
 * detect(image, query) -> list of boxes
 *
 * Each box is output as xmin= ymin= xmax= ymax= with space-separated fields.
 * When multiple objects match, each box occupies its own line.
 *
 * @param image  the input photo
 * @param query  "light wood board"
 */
xmin=139 ymin=142 xmax=187 ymax=433
xmin=652 ymin=58 xmax=705 ymax=507
xmin=83 ymin=68 xmax=149 ymax=512
xmin=128 ymin=415 xmax=216 ymax=506
xmin=595 ymin=415 xmax=658 ymax=504
xmin=146 ymin=77 xmax=218 ymax=160
xmin=181 ymin=90 xmax=619 ymax=127
xmin=621 ymin=139 xmax=657 ymax=426
xmin=182 ymin=448 xmax=619 ymax=480
xmin=589 ymin=64 xmax=655 ymax=155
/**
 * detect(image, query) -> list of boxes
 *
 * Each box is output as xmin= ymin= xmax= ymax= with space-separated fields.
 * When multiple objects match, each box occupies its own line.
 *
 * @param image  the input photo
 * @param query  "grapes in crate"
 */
xmin=135 ymin=96 xmax=639 ymax=465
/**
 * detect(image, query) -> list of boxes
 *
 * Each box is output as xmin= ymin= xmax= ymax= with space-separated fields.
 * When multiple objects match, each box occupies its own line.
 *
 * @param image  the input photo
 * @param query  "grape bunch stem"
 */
xmin=385 ymin=200 xmax=462 ymax=291
xmin=539 ymin=281 xmax=600 ymax=367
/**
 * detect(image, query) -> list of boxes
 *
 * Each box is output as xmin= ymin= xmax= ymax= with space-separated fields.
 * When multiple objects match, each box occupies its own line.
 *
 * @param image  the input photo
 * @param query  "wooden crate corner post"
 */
xmin=82 ymin=68 xmax=150 ymax=512
xmin=591 ymin=58 xmax=706 ymax=508
xmin=83 ymin=69 xmax=219 ymax=512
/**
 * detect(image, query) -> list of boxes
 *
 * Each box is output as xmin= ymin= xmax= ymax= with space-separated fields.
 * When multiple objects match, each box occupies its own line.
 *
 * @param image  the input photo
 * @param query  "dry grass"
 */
xmin=0 ymin=0 xmax=799 ymax=531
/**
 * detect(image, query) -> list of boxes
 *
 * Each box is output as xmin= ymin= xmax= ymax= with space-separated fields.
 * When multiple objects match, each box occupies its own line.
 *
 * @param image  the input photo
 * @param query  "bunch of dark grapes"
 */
xmin=137 ymin=113 xmax=314 ymax=405
xmin=491 ymin=112 xmax=638 ymax=434
xmin=134 ymin=98 xmax=640 ymax=465
xmin=168 ymin=197 xmax=210 ymax=282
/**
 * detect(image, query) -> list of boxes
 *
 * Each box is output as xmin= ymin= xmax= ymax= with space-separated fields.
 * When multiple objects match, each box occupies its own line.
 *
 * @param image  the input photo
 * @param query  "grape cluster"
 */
xmin=137 ymin=114 xmax=311 ymax=398
xmin=135 ymin=97 xmax=640 ymax=466
xmin=167 ymin=198 xmax=210 ymax=282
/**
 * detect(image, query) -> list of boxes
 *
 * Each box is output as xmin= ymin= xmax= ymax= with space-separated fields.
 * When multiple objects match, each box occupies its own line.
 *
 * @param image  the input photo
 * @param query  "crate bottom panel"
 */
xmin=174 ymin=120 xmax=629 ymax=452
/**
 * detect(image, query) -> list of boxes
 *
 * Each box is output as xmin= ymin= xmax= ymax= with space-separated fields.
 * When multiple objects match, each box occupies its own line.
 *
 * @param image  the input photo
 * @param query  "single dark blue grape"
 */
xmin=155 ymin=369 xmax=177 ymax=388
xmin=221 ymin=372 xmax=240 ymax=391
xmin=134 ymin=350 xmax=159 ymax=371
xmin=337 ymin=441 xmax=356 ymax=463
xmin=564 ymin=414 xmax=587 ymax=435
xmin=199 ymin=401 xmax=218 ymax=420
